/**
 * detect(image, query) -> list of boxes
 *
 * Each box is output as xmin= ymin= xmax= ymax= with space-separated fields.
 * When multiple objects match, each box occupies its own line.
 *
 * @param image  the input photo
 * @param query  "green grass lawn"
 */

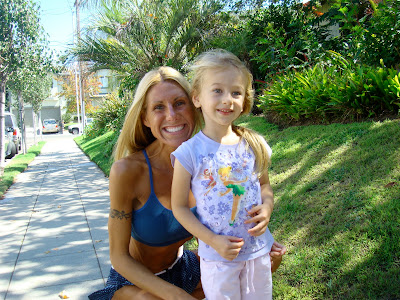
xmin=74 ymin=130 xmax=118 ymax=176
xmin=0 ymin=141 xmax=46 ymax=198
xmin=75 ymin=116 xmax=400 ymax=299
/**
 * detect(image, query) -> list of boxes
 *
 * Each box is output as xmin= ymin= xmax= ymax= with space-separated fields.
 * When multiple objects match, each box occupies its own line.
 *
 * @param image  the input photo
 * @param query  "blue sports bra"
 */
xmin=131 ymin=150 xmax=197 ymax=247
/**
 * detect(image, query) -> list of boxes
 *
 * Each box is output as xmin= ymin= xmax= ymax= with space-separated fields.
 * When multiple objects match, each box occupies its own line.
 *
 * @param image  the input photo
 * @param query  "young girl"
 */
xmin=171 ymin=49 xmax=276 ymax=300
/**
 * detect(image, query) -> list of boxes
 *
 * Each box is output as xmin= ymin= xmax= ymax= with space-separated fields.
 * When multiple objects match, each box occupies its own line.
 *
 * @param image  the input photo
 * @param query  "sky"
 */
xmin=34 ymin=0 xmax=91 ymax=56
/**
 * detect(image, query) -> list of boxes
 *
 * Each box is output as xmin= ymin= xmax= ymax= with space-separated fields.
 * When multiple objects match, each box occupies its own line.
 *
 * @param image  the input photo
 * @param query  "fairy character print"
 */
xmin=217 ymin=166 xmax=248 ymax=225
xmin=203 ymin=168 xmax=217 ymax=196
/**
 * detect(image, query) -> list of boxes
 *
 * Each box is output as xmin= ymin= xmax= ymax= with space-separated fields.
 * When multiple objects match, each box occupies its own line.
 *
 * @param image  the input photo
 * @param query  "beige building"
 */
xmin=10 ymin=69 xmax=116 ymax=128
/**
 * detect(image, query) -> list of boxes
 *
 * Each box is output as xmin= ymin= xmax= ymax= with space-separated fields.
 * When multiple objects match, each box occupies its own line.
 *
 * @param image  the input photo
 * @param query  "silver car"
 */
xmin=42 ymin=119 xmax=59 ymax=134
xmin=5 ymin=112 xmax=21 ymax=159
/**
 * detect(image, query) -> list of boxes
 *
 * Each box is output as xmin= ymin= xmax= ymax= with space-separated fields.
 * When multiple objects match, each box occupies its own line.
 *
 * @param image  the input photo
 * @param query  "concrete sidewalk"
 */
xmin=0 ymin=135 xmax=110 ymax=299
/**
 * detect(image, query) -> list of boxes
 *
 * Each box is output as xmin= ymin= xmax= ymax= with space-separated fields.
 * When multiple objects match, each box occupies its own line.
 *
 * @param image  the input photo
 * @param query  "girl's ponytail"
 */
xmin=233 ymin=125 xmax=271 ymax=175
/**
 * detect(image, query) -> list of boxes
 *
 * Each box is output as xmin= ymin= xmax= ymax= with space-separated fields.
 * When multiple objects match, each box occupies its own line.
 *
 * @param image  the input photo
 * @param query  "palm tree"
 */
xmin=71 ymin=0 xmax=222 ymax=87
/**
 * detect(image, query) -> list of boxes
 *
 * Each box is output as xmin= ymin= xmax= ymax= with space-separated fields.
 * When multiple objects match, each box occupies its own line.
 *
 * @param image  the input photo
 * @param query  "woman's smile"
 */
xmin=164 ymin=125 xmax=186 ymax=133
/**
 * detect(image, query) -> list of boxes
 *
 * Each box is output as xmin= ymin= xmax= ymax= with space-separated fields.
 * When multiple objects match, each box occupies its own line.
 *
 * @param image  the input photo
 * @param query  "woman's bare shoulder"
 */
xmin=111 ymin=152 xmax=146 ymax=178
xmin=109 ymin=152 xmax=149 ymax=200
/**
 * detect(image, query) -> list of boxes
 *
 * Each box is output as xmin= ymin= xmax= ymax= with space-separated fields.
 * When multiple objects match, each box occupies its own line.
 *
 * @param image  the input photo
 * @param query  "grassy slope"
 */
xmin=75 ymin=117 xmax=400 ymax=299
xmin=237 ymin=116 xmax=400 ymax=299
xmin=74 ymin=130 xmax=118 ymax=176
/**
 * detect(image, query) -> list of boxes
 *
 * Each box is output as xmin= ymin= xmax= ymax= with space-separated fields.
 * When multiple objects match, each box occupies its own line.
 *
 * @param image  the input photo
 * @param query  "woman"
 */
xmin=89 ymin=66 xmax=286 ymax=300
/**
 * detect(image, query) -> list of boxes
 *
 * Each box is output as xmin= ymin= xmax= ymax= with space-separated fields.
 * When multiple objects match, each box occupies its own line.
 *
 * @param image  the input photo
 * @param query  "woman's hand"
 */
xmin=270 ymin=241 xmax=287 ymax=273
xmin=170 ymin=289 xmax=199 ymax=300
xmin=210 ymin=234 xmax=244 ymax=261
xmin=244 ymin=203 xmax=272 ymax=236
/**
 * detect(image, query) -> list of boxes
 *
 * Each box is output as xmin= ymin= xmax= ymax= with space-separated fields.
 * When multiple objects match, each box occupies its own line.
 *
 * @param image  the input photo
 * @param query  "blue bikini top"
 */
xmin=131 ymin=150 xmax=197 ymax=247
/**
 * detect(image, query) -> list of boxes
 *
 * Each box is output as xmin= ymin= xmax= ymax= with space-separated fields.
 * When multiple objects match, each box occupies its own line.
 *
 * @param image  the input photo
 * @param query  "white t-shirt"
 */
xmin=172 ymin=131 xmax=274 ymax=262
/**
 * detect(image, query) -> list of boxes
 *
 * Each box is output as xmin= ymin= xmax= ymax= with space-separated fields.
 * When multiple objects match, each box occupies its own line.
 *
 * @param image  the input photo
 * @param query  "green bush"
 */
xmin=209 ymin=0 xmax=329 ymax=84
xmin=247 ymin=0 xmax=326 ymax=82
xmin=259 ymin=53 xmax=400 ymax=122
xmin=86 ymin=91 xmax=131 ymax=137
xmin=362 ymin=0 xmax=400 ymax=68
xmin=323 ymin=0 xmax=400 ymax=68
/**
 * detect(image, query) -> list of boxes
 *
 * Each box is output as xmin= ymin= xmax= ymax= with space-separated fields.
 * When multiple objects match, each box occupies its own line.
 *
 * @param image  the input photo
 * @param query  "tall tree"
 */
xmin=70 ymin=0 xmax=223 ymax=90
xmin=0 ymin=0 xmax=44 ymax=172
xmin=8 ymin=42 xmax=53 ymax=153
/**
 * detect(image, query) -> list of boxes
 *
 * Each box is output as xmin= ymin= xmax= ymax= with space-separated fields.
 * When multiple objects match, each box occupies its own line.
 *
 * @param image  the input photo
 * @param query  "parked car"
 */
xmin=42 ymin=119 xmax=59 ymax=134
xmin=4 ymin=112 xmax=21 ymax=159
xmin=68 ymin=118 xmax=94 ymax=135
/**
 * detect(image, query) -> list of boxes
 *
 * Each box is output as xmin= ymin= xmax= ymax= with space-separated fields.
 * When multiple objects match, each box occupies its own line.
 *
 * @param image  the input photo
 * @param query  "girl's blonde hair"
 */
xmin=114 ymin=66 xmax=200 ymax=161
xmin=190 ymin=49 xmax=270 ymax=174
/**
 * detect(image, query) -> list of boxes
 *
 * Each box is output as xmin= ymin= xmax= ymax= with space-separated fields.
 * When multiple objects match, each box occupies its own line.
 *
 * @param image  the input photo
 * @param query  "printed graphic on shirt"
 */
xmin=217 ymin=166 xmax=247 ymax=226
xmin=197 ymin=147 xmax=258 ymax=229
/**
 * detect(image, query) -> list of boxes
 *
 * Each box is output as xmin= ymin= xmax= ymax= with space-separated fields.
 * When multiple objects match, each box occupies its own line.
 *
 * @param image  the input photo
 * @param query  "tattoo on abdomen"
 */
xmin=110 ymin=209 xmax=132 ymax=220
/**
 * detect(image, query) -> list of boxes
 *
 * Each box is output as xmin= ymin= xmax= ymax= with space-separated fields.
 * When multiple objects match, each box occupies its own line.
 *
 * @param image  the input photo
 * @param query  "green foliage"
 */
xmin=72 ymin=0 xmax=223 ymax=85
xmin=0 ymin=0 xmax=44 ymax=79
xmin=361 ymin=0 xmax=400 ymax=68
xmin=323 ymin=0 xmax=400 ymax=68
xmin=75 ymin=131 xmax=118 ymax=176
xmin=0 ymin=0 xmax=49 ymax=166
xmin=85 ymin=91 xmax=131 ymax=136
xmin=259 ymin=53 xmax=400 ymax=122
xmin=211 ymin=0 xmax=329 ymax=83
xmin=247 ymin=0 xmax=325 ymax=81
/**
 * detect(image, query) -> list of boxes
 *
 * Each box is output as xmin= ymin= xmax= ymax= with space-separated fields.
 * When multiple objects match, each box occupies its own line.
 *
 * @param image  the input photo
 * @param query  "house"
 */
xmin=9 ymin=69 xmax=116 ymax=128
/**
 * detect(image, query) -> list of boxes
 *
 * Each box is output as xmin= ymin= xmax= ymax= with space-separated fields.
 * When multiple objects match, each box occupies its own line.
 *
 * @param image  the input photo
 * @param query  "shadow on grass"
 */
xmin=268 ymin=120 xmax=400 ymax=299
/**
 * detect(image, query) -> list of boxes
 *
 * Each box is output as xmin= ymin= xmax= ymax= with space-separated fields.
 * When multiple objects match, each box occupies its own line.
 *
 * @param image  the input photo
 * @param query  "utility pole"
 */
xmin=74 ymin=0 xmax=86 ymax=134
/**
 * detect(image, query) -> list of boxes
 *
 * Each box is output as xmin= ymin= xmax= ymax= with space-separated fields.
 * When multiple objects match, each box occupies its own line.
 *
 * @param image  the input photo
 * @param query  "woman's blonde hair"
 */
xmin=114 ymin=66 xmax=200 ymax=161
xmin=190 ymin=49 xmax=270 ymax=174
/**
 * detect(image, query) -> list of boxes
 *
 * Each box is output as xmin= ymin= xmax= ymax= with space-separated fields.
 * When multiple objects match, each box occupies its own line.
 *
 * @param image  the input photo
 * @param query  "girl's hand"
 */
xmin=210 ymin=234 xmax=244 ymax=261
xmin=244 ymin=203 xmax=272 ymax=236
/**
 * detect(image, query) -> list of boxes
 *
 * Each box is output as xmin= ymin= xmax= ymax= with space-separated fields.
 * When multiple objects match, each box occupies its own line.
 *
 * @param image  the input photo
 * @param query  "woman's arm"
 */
xmin=171 ymin=160 xmax=244 ymax=261
xmin=245 ymin=169 xmax=274 ymax=236
xmin=108 ymin=160 xmax=195 ymax=300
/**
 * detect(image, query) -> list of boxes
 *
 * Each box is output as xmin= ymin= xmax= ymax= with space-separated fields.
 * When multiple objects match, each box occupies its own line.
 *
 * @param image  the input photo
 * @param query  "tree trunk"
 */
xmin=32 ymin=108 xmax=37 ymax=145
xmin=0 ymin=81 xmax=7 ymax=175
xmin=18 ymin=91 xmax=27 ymax=154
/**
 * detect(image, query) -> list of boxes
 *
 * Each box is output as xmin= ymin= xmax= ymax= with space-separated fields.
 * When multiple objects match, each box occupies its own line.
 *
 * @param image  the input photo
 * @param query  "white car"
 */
xmin=42 ymin=119 xmax=59 ymax=133
xmin=68 ymin=118 xmax=94 ymax=135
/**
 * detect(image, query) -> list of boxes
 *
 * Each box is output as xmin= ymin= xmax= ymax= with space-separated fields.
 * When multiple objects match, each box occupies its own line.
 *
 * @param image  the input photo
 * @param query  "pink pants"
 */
xmin=200 ymin=253 xmax=273 ymax=300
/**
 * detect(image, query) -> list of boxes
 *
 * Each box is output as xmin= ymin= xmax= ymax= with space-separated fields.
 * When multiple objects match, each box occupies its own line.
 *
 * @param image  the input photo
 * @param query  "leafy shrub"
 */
xmin=259 ymin=52 xmax=400 ymax=123
xmin=361 ymin=0 xmax=400 ymax=68
xmin=87 ymin=91 xmax=131 ymax=136
xmin=247 ymin=0 xmax=327 ymax=82
xmin=323 ymin=0 xmax=400 ymax=68
xmin=209 ymin=0 xmax=329 ymax=83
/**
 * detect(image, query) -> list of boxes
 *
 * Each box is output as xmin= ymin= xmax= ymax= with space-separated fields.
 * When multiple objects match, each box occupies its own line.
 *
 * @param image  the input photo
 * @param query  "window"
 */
xmin=99 ymin=76 xmax=108 ymax=88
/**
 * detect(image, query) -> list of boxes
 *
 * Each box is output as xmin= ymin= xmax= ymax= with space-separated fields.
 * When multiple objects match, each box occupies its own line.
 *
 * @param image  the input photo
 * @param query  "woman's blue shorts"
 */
xmin=88 ymin=250 xmax=200 ymax=300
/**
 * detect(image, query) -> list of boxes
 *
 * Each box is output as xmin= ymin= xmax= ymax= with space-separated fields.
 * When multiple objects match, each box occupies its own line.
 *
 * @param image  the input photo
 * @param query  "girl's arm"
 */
xmin=108 ymin=160 xmax=195 ymax=300
xmin=245 ymin=169 xmax=274 ymax=236
xmin=172 ymin=160 xmax=244 ymax=261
